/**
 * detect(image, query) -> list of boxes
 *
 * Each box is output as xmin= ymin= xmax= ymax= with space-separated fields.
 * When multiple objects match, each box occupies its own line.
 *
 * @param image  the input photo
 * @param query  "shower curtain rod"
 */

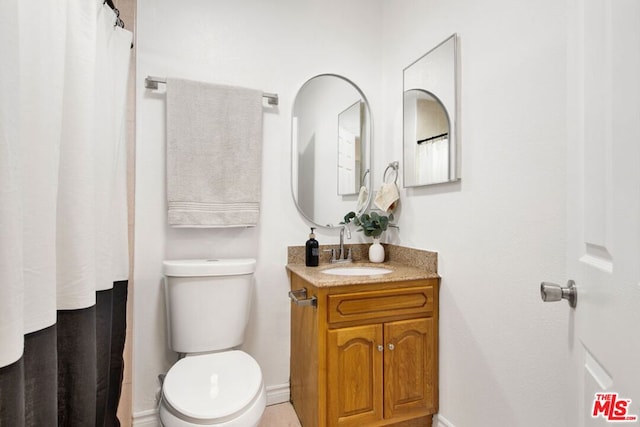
xmin=417 ymin=132 xmax=448 ymax=144
xmin=144 ymin=76 xmax=279 ymax=106
xmin=104 ymin=0 xmax=133 ymax=48
xmin=104 ymin=0 xmax=125 ymax=28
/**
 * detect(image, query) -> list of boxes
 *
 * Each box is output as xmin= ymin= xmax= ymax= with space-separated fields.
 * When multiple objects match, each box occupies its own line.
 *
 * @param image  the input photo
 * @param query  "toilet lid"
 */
xmin=163 ymin=351 xmax=263 ymax=421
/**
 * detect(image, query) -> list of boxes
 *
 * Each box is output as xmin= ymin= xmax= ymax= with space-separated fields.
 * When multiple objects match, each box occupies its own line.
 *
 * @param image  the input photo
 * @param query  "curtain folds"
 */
xmin=0 ymin=0 xmax=23 ymax=369
xmin=0 ymin=283 xmax=129 ymax=426
xmin=0 ymin=0 xmax=132 ymax=425
xmin=416 ymin=138 xmax=450 ymax=184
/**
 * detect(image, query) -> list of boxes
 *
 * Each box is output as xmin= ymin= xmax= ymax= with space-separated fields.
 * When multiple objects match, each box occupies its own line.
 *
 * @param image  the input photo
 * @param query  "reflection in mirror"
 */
xmin=403 ymin=34 xmax=458 ymax=187
xmin=404 ymin=90 xmax=450 ymax=184
xmin=338 ymin=101 xmax=364 ymax=196
xmin=292 ymin=74 xmax=371 ymax=228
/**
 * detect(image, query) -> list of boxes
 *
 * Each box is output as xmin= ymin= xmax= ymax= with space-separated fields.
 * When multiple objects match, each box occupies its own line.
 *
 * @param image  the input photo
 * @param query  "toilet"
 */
xmin=160 ymin=259 xmax=266 ymax=427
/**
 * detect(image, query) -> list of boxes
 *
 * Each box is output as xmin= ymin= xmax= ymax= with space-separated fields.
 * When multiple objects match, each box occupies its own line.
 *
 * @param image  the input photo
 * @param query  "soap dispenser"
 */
xmin=305 ymin=227 xmax=319 ymax=267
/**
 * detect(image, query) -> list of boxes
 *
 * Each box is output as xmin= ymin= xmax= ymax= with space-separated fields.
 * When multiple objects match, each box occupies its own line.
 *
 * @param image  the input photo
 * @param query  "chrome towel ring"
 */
xmin=383 ymin=161 xmax=399 ymax=184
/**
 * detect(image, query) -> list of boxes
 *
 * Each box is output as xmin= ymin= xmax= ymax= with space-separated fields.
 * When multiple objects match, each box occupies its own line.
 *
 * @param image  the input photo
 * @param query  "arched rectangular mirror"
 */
xmin=403 ymin=34 xmax=459 ymax=187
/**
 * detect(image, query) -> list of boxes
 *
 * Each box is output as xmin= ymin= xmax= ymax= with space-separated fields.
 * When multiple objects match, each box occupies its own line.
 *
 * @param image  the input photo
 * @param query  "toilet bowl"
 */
xmin=160 ymin=351 xmax=266 ymax=427
xmin=160 ymin=259 xmax=266 ymax=427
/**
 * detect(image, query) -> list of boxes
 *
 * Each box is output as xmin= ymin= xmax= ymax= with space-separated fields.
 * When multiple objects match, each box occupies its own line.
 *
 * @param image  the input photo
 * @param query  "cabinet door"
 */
xmin=384 ymin=317 xmax=437 ymax=419
xmin=327 ymin=324 xmax=384 ymax=427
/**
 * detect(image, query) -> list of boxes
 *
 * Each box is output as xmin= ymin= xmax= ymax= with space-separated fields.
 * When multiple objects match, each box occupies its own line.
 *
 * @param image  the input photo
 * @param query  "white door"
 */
xmin=559 ymin=0 xmax=640 ymax=425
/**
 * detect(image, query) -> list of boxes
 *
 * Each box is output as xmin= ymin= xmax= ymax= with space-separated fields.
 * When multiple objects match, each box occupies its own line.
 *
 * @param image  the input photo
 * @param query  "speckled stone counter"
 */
xmin=286 ymin=244 xmax=439 ymax=288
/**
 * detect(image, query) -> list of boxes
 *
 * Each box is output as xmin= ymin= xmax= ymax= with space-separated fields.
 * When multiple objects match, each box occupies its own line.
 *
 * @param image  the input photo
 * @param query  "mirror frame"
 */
xmin=403 ymin=33 xmax=459 ymax=188
xmin=290 ymin=73 xmax=372 ymax=229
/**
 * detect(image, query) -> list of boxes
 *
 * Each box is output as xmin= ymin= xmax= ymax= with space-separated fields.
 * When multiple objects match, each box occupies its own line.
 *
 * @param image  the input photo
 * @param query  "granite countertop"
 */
xmin=286 ymin=261 xmax=439 ymax=288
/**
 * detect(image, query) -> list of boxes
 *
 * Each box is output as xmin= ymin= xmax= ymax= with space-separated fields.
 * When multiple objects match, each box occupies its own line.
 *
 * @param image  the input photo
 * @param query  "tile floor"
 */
xmin=259 ymin=403 xmax=302 ymax=427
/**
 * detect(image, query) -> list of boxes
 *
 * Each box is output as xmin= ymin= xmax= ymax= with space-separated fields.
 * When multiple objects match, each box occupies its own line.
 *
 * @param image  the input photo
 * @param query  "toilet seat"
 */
xmin=162 ymin=350 xmax=264 ymax=424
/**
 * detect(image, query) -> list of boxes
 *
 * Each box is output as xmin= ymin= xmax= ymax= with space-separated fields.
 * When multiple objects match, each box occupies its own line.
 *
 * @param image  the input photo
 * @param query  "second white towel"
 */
xmin=373 ymin=183 xmax=400 ymax=213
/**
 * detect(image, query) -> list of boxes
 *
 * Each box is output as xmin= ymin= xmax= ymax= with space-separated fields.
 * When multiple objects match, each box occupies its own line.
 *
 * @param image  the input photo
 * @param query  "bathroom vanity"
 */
xmin=287 ymin=246 xmax=439 ymax=427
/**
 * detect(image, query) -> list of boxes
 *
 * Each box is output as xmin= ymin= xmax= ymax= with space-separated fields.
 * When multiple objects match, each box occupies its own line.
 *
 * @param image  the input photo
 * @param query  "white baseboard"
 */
xmin=132 ymin=383 xmax=291 ymax=426
xmin=132 ymin=408 xmax=160 ymax=427
xmin=434 ymin=413 xmax=456 ymax=427
xmin=266 ymin=382 xmax=290 ymax=406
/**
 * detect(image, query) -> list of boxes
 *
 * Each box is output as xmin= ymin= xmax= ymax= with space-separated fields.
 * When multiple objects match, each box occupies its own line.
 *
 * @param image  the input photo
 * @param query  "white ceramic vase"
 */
xmin=368 ymin=237 xmax=385 ymax=263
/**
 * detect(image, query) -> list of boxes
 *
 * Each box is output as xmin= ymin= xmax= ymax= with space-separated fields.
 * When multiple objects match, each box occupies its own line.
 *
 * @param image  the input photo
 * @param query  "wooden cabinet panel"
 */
xmin=288 ymin=272 xmax=439 ymax=427
xmin=328 ymin=286 xmax=433 ymax=325
xmin=290 ymin=276 xmax=319 ymax=427
xmin=327 ymin=324 xmax=384 ymax=427
xmin=384 ymin=318 xmax=437 ymax=418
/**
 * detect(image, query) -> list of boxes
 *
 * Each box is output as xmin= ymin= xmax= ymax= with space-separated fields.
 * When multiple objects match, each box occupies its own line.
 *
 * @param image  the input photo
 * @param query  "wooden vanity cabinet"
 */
xmin=289 ymin=272 xmax=439 ymax=427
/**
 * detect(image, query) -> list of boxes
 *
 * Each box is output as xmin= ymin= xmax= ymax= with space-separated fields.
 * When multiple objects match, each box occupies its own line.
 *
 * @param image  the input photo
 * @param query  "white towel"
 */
xmin=356 ymin=186 xmax=369 ymax=213
xmin=166 ymin=78 xmax=263 ymax=227
xmin=373 ymin=183 xmax=400 ymax=212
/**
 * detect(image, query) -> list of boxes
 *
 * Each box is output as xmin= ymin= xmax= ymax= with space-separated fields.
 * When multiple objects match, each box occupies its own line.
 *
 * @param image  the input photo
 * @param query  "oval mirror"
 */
xmin=291 ymin=74 xmax=371 ymax=228
xmin=403 ymin=33 xmax=459 ymax=187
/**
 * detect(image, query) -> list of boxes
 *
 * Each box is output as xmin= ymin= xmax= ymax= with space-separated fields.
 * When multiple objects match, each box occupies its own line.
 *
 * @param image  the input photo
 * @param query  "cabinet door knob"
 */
xmin=377 ymin=345 xmax=384 ymax=352
xmin=387 ymin=343 xmax=395 ymax=351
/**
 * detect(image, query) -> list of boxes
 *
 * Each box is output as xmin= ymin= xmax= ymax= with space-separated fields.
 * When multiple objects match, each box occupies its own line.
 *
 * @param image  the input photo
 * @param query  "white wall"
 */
xmin=134 ymin=0 xmax=571 ymax=426
xmin=380 ymin=0 xmax=569 ymax=426
xmin=133 ymin=0 xmax=383 ymax=421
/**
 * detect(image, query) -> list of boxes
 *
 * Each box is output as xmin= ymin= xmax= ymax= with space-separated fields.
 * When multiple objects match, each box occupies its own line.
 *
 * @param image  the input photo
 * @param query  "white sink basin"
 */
xmin=321 ymin=266 xmax=393 ymax=276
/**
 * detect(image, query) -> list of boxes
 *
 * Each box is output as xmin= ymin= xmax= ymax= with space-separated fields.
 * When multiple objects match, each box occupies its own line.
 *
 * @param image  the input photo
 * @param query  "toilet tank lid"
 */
xmin=163 ymin=259 xmax=256 ymax=277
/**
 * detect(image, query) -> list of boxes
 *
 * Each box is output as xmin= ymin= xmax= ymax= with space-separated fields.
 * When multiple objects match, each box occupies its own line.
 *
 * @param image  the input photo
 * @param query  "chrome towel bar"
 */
xmin=144 ymin=76 xmax=279 ymax=106
xmin=288 ymin=288 xmax=317 ymax=307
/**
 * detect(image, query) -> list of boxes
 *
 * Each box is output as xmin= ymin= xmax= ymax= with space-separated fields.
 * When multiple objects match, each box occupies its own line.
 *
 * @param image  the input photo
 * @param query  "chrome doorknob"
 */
xmin=540 ymin=280 xmax=577 ymax=308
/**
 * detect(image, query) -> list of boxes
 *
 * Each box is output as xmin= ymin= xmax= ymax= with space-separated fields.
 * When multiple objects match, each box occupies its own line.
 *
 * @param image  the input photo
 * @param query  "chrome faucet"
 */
xmin=325 ymin=226 xmax=352 ymax=263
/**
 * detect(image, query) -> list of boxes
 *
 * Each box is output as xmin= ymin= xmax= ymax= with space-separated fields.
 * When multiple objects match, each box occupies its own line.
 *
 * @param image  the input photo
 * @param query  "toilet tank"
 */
xmin=163 ymin=259 xmax=256 ymax=354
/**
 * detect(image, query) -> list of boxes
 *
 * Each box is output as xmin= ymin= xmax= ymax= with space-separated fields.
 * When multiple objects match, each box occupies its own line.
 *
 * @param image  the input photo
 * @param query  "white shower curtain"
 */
xmin=416 ymin=138 xmax=450 ymax=184
xmin=0 ymin=0 xmax=132 ymax=424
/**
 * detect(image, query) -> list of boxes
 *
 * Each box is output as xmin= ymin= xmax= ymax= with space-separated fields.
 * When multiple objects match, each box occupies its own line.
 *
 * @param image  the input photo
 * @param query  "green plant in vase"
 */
xmin=342 ymin=211 xmax=394 ymax=263
xmin=342 ymin=211 xmax=393 ymax=238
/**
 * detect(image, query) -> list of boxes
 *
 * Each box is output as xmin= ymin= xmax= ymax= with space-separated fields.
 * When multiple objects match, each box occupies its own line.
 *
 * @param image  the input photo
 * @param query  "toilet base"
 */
xmin=159 ymin=382 xmax=266 ymax=427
